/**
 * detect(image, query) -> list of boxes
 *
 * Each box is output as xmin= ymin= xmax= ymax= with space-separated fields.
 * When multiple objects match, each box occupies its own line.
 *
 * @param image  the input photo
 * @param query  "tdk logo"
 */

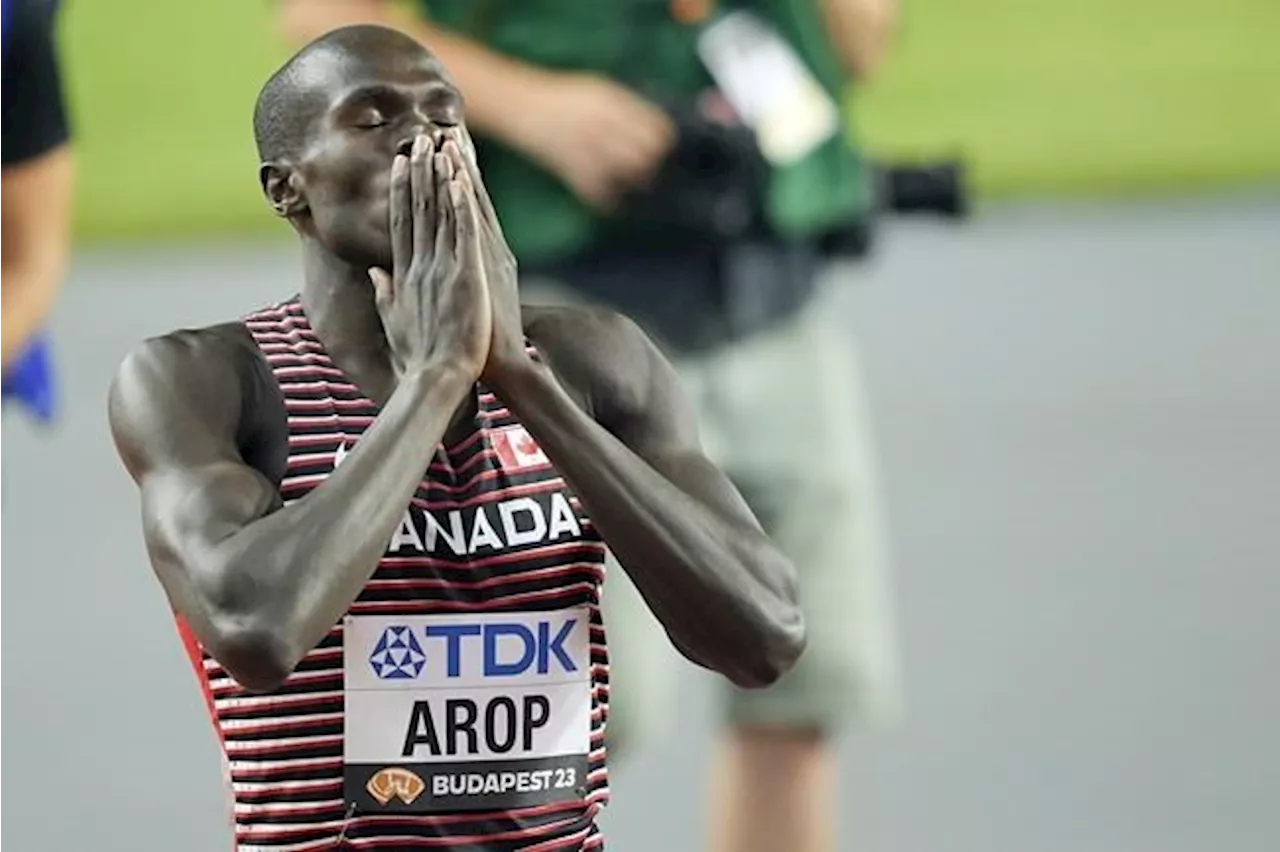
xmin=369 ymin=626 xmax=427 ymax=679
xmin=369 ymin=619 xmax=579 ymax=681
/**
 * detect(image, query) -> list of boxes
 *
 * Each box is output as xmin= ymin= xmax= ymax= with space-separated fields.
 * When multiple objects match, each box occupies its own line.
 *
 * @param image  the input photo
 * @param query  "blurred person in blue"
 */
xmin=2 ymin=0 xmax=73 ymax=424
xmin=277 ymin=2 xmax=903 ymax=851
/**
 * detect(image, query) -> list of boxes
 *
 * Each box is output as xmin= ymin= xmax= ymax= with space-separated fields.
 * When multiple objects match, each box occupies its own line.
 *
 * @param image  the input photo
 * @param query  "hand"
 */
xmin=446 ymin=128 xmax=528 ymax=385
xmin=509 ymin=72 xmax=676 ymax=211
xmin=369 ymin=134 xmax=491 ymax=383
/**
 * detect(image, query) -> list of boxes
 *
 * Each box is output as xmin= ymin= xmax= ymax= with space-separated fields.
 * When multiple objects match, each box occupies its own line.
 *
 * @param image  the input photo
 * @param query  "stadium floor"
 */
xmin=4 ymin=196 xmax=1278 ymax=852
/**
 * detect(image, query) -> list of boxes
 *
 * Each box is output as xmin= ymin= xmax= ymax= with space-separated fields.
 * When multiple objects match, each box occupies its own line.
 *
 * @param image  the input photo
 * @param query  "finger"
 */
xmin=448 ymin=131 xmax=502 ymax=236
xmin=624 ymin=96 xmax=677 ymax=153
xmin=602 ymin=110 xmax=673 ymax=173
xmin=607 ymin=140 xmax=663 ymax=187
xmin=433 ymin=149 xmax=455 ymax=203
xmin=593 ymin=130 xmax=667 ymax=194
xmin=432 ymin=150 xmax=454 ymax=245
xmin=368 ymin=267 xmax=393 ymax=310
xmin=434 ymin=154 xmax=457 ymax=256
xmin=573 ymin=171 xmax=622 ymax=212
xmin=449 ymin=179 xmax=481 ymax=269
xmin=410 ymin=133 xmax=435 ymax=262
xmin=447 ymin=143 xmax=477 ymax=201
xmin=389 ymin=154 xmax=411 ymax=282
xmin=448 ymin=179 xmax=489 ymax=310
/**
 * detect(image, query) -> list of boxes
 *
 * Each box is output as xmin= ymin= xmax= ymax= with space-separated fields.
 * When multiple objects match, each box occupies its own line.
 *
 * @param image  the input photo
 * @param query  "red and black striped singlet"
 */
xmin=175 ymin=298 xmax=610 ymax=851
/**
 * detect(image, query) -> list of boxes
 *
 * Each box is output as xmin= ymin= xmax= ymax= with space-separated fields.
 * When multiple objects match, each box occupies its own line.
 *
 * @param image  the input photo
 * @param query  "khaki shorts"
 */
xmin=525 ymin=272 xmax=903 ymax=744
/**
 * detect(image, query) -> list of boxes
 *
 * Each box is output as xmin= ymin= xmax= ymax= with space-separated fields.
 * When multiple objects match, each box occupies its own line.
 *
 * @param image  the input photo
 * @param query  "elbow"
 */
xmin=729 ymin=605 xmax=808 ymax=690
xmin=721 ymin=548 xmax=807 ymax=689
xmin=209 ymin=617 xmax=298 ymax=694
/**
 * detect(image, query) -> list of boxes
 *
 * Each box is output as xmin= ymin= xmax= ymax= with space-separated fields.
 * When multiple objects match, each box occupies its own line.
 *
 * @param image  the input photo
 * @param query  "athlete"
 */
xmin=108 ymin=25 xmax=804 ymax=851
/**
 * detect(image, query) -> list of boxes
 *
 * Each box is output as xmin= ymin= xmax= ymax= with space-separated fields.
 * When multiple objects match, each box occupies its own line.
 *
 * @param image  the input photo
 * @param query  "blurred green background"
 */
xmin=60 ymin=0 xmax=1280 ymax=241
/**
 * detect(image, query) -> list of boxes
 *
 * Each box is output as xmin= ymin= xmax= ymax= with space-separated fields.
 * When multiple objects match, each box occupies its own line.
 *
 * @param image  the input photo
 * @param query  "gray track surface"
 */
xmin=4 ymin=197 xmax=1278 ymax=852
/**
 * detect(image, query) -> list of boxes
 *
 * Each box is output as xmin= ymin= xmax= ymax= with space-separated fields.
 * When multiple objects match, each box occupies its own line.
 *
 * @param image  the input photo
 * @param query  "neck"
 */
xmin=298 ymin=237 xmax=388 ymax=364
xmin=294 ymin=237 xmax=478 ymax=439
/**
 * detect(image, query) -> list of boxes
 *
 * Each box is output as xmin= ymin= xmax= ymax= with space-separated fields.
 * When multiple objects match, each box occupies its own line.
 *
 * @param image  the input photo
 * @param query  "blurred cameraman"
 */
xmin=278 ymin=2 xmax=902 ymax=850
xmin=2 ymin=0 xmax=74 ymax=423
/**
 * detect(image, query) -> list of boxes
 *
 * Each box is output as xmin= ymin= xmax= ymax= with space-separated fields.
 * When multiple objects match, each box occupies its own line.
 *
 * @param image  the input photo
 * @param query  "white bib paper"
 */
xmin=343 ymin=608 xmax=593 ymax=812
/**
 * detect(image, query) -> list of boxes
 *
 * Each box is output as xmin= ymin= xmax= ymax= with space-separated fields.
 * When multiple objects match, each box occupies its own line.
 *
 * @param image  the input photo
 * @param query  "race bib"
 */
xmin=343 ymin=608 xmax=592 ymax=813
xmin=696 ymin=10 xmax=840 ymax=165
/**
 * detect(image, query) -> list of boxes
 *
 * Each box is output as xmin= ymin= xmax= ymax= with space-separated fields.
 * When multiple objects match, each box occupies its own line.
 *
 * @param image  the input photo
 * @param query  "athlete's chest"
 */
xmin=273 ymin=359 xmax=604 ymax=814
xmin=281 ymin=383 xmax=601 ymax=587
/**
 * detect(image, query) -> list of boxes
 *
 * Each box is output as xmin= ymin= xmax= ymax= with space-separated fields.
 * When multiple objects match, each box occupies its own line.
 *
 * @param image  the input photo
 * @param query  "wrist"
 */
xmin=404 ymin=359 xmax=477 ymax=401
xmin=484 ymin=351 xmax=548 ymax=400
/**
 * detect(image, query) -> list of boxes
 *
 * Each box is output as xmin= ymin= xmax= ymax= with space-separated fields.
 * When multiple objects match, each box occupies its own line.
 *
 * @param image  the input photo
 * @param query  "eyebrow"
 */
xmin=335 ymin=81 xmax=457 ymax=110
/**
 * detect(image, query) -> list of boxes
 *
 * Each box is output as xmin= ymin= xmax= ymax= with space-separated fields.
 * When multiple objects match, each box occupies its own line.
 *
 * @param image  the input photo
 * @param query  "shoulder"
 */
xmin=523 ymin=304 xmax=656 ymax=407
xmin=522 ymin=303 xmax=696 ymax=450
xmin=522 ymin=302 xmax=648 ymax=355
xmin=111 ymin=322 xmax=258 ymax=400
xmin=108 ymin=322 xmax=265 ymax=474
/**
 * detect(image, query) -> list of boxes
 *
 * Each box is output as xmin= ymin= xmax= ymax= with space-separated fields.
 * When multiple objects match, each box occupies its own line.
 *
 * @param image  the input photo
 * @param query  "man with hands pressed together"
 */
xmin=108 ymin=25 xmax=802 ymax=851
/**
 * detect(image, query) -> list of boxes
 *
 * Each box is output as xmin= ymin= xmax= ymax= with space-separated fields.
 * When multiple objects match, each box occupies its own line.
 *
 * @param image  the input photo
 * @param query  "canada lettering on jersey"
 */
xmin=388 ymin=491 xmax=583 ymax=555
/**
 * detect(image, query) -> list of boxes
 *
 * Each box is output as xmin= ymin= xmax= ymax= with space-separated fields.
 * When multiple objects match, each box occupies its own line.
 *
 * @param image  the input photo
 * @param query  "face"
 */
xmin=270 ymin=44 xmax=466 ymax=270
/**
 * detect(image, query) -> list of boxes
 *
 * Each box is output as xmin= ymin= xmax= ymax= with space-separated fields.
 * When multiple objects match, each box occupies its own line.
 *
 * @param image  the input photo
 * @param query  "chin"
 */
xmin=312 ymin=199 xmax=396 ymax=271
xmin=320 ymin=231 xmax=390 ymax=274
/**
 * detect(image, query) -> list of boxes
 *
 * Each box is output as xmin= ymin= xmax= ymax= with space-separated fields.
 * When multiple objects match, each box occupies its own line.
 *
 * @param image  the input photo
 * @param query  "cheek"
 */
xmin=307 ymin=169 xmax=389 ymax=239
xmin=304 ymin=145 xmax=385 ymax=208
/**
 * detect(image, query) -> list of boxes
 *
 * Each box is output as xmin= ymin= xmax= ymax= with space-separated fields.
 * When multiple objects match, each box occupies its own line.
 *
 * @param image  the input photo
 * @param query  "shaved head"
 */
xmin=251 ymin=23 xmax=463 ymax=269
xmin=253 ymin=25 xmax=438 ymax=163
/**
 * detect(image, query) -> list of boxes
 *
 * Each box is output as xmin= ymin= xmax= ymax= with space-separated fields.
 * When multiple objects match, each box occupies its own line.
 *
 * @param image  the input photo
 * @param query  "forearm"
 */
xmin=2 ymin=146 xmax=74 ymax=369
xmin=820 ymin=0 xmax=899 ymax=79
xmin=276 ymin=0 xmax=552 ymax=148
xmin=1 ymin=264 xmax=63 ymax=368
xmin=213 ymin=364 xmax=472 ymax=676
xmin=491 ymin=363 xmax=804 ymax=687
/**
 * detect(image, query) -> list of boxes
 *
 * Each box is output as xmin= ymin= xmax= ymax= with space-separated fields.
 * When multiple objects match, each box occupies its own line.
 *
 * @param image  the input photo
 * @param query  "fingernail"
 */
xmin=413 ymin=134 xmax=428 ymax=157
xmin=392 ymin=155 xmax=408 ymax=177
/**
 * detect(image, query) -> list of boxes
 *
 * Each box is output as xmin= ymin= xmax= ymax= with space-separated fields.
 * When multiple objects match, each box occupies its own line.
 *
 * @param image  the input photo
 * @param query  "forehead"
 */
xmin=303 ymin=42 xmax=455 ymax=105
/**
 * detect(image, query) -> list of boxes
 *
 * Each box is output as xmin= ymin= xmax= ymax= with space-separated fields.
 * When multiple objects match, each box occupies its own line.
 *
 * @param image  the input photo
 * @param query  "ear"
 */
xmin=259 ymin=161 xmax=308 ymax=218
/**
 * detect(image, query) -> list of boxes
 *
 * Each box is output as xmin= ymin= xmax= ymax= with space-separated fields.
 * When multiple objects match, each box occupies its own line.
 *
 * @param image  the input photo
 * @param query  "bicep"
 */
xmin=109 ymin=337 xmax=280 ymax=618
xmin=594 ymin=317 xmax=763 ymax=533
xmin=138 ymin=461 xmax=282 ymax=619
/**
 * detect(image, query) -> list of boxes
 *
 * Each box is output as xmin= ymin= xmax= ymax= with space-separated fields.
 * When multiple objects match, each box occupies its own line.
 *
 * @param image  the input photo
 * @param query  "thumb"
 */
xmin=368 ymin=267 xmax=393 ymax=307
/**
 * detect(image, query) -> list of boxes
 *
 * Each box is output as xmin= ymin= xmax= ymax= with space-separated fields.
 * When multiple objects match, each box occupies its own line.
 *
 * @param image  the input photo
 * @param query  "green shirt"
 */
xmin=422 ymin=0 xmax=869 ymax=264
